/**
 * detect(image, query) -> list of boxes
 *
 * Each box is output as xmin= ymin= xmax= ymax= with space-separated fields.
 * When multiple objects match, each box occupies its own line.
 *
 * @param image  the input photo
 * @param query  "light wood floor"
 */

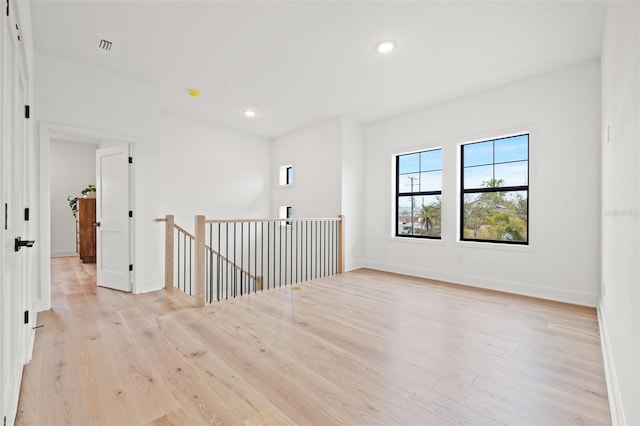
xmin=15 ymin=257 xmax=610 ymax=425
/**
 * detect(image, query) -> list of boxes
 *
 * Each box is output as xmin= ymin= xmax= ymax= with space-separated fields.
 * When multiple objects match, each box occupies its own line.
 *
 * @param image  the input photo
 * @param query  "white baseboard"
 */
xmin=51 ymin=250 xmax=78 ymax=258
xmin=362 ymin=260 xmax=598 ymax=307
xmin=597 ymin=302 xmax=627 ymax=426
xmin=134 ymin=278 xmax=163 ymax=294
xmin=345 ymin=259 xmax=365 ymax=272
xmin=34 ymin=297 xmax=50 ymax=312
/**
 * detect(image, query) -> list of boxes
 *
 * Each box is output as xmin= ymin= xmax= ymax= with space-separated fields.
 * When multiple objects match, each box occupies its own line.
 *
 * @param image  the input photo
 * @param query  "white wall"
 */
xmin=271 ymin=118 xmax=342 ymax=218
xmin=35 ymin=51 xmax=161 ymax=295
xmin=341 ymin=118 xmax=364 ymax=270
xmin=158 ymin=113 xmax=271 ymax=229
xmin=271 ymin=117 xmax=365 ymax=270
xmin=363 ymin=60 xmax=601 ymax=306
xmin=600 ymin=2 xmax=640 ymax=425
xmin=49 ymin=139 xmax=96 ymax=256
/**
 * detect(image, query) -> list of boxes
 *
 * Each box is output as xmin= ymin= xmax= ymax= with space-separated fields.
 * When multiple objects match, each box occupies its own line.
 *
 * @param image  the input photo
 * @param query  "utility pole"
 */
xmin=407 ymin=176 xmax=419 ymax=234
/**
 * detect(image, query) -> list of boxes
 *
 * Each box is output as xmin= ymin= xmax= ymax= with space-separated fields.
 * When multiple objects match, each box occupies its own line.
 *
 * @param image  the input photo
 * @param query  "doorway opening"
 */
xmin=38 ymin=122 xmax=135 ymax=311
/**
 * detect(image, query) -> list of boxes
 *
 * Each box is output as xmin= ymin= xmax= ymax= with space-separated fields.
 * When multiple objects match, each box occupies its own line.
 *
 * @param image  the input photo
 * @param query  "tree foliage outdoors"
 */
xmin=399 ymin=196 xmax=441 ymax=237
xmin=417 ymin=198 xmax=441 ymax=237
xmin=463 ymin=178 xmax=527 ymax=241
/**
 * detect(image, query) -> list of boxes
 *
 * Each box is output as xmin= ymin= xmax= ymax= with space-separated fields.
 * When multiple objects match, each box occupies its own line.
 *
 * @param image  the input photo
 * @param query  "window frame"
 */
xmin=286 ymin=166 xmax=293 ymax=185
xmin=395 ymin=147 xmax=443 ymax=239
xmin=279 ymin=164 xmax=294 ymax=187
xmin=279 ymin=205 xmax=293 ymax=227
xmin=460 ymin=133 xmax=529 ymax=245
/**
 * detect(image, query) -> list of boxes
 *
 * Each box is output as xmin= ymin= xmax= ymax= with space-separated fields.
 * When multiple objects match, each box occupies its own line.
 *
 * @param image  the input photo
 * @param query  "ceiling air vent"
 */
xmin=96 ymin=36 xmax=113 ymax=52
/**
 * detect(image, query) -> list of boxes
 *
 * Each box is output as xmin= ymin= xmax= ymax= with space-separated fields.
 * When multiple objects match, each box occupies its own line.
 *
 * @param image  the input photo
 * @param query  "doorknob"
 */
xmin=15 ymin=237 xmax=35 ymax=252
xmin=93 ymin=222 xmax=101 ymax=227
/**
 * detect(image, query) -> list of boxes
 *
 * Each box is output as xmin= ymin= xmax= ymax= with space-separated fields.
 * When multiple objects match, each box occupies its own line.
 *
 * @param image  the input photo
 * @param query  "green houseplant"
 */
xmin=67 ymin=184 xmax=96 ymax=217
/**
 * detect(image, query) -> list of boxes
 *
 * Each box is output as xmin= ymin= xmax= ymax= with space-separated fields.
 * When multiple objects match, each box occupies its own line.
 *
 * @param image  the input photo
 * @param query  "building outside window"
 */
xmin=460 ymin=134 xmax=529 ymax=244
xmin=395 ymin=148 xmax=442 ymax=238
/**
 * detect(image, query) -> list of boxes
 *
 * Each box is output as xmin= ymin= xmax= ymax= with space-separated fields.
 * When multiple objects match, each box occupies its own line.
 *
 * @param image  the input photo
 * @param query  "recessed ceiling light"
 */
xmin=243 ymin=109 xmax=257 ymax=118
xmin=187 ymin=89 xmax=199 ymax=97
xmin=377 ymin=41 xmax=395 ymax=54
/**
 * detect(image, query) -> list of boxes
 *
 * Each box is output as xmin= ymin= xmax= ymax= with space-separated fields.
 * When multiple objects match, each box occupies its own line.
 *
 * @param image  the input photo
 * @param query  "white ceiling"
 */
xmin=29 ymin=1 xmax=606 ymax=138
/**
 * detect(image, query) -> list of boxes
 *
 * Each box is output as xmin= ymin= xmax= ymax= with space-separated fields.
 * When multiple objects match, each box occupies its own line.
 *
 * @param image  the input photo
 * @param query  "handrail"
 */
xmin=156 ymin=218 xmax=258 ymax=282
xmin=157 ymin=214 xmax=344 ymax=307
xmin=205 ymin=217 xmax=342 ymax=224
xmin=157 ymin=217 xmax=341 ymax=223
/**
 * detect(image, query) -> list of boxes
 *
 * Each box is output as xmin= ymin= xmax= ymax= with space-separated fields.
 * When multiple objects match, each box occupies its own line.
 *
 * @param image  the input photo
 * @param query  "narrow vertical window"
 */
xmin=395 ymin=148 xmax=442 ymax=238
xmin=286 ymin=166 xmax=293 ymax=185
xmin=461 ymin=134 xmax=529 ymax=244
xmin=279 ymin=164 xmax=293 ymax=186
xmin=279 ymin=205 xmax=293 ymax=226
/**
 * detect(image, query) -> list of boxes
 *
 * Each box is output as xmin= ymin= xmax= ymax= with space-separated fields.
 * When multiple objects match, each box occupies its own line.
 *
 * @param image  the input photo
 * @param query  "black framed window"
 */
xmin=286 ymin=166 xmax=293 ymax=185
xmin=396 ymin=148 xmax=442 ymax=238
xmin=461 ymin=134 xmax=528 ymax=244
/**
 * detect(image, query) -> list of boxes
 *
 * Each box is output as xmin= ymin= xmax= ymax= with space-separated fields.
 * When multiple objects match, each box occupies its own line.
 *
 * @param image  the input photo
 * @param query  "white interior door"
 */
xmin=1 ymin=7 xmax=31 ymax=424
xmin=96 ymin=144 xmax=131 ymax=292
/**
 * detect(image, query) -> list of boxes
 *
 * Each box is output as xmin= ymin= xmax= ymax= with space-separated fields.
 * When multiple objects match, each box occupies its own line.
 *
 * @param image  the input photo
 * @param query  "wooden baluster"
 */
xmin=337 ymin=215 xmax=344 ymax=274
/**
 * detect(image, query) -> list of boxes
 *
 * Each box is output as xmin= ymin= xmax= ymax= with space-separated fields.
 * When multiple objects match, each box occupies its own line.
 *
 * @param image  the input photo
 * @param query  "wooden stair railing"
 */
xmin=157 ymin=214 xmax=344 ymax=308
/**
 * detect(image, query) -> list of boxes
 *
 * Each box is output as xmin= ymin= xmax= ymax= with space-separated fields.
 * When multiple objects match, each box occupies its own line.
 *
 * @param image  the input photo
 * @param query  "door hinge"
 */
xmin=128 ymin=210 xmax=133 ymax=218
xmin=128 ymin=156 xmax=133 ymax=164
xmin=4 ymin=414 xmax=7 ymax=426
xmin=129 ymin=264 xmax=133 ymax=272
xmin=4 ymin=203 xmax=7 ymax=230
xmin=24 ymin=207 xmax=29 ymax=221
xmin=6 ymin=0 xmax=9 ymax=17
xmin=25 ymin=104 xmax=30 ymax=119
xmin=24 ymin=310 xmax=28 ymax=324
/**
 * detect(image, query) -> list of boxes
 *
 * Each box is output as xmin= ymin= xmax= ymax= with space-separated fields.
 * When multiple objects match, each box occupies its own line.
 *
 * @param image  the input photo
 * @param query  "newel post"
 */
xmin=165 ymin=215 xmax=174 ymax=291
xmin=194 ymin=215 xmax=206 ymax=308
xmin=337 ymin=215 xmax=344 ymax=274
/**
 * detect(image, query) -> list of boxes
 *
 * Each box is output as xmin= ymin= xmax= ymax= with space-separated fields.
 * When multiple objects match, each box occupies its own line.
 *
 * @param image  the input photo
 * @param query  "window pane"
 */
xmin=398 ymin=153 xmax=420 ymax=174
xmin=420 ymin=170 xmax=441 ymax=192
xmin=495 ymin=135 xmax=528 ymax=163
xmin=398 ymin=195 xmax=441 ymax=237
xmin=463 ymin=140 xmax=493 ymax=167
xmin=462 ymin=190 xmax=527 ymax=242
xmin=463 ymin=165 xmax=493 ymax=189
xmin=397 ymin=196 xmax=416 ymax=235
xmin=420 ymin=149 xmax=441 ymax=172
xmin=495 ymin=161 xmax=528 ymax=187
xmin=286 ymin=167 xmax=293 ymax=185
xmin=398 ymin=173 xmax=420 ymax=193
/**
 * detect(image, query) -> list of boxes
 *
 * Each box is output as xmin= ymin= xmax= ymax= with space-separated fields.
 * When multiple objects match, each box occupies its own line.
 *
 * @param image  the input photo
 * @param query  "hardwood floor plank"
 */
xmin=161 ymin=313 xmax=349 ymax=425
xmin=94 ymin=315 xmax=181 ymax=424
xmin=146 ymin=408 xmax=192 ymax=426
xmin=239 ymin=294 xmax=505 ymax=425
xmin=16 ymin=257 xmax=611 ymax=425
xmin=122 ymin=310 xmax=248 ymax=425
xmin=189 ymin=309 xmax=450 ymax=425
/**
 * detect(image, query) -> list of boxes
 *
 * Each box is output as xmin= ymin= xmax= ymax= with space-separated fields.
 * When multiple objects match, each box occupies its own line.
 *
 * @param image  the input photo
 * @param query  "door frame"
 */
xmin=38 ymin=121 xmax=136 ymax=311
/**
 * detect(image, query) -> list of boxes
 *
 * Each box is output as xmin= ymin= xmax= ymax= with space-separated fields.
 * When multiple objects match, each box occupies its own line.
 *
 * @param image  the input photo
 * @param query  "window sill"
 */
xmin=389 ymin=236 xmax=445 ymax=246
xmin=453 ymin=239 xmax=534 ymax=252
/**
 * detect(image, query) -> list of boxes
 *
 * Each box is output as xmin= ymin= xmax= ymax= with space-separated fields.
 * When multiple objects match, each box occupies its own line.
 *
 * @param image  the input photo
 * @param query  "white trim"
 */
xmin=344 ymin=259 xmax=365 ymax=272
xmin=51 ymin=251 xmax=78 ymax=258
xmin=363 ymin=260 xmax=598 ymax=307
xmin=455 ymin=127 xmax=536 ymax=248
xmin=389 ymin=236 xmax=445 ymax=246
xmin=38 ymin=121 xmax=137 ymax=311
xmin=137 ymin=278 xmax=163 ymax=295
xmin=278 ymin=163 xmax=295 ymax=188
xmin=597 ymin=302 xmax=627 ymax=426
